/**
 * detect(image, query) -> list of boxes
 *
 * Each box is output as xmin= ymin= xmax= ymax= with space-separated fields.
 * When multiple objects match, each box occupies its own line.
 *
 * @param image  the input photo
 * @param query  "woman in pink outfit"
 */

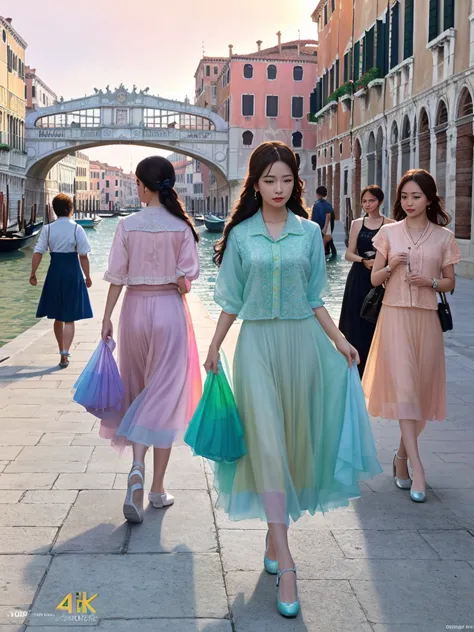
xmin=363 ymin=169 xmax=461 ymax=503
xmin=101 ymin=156 xmax=202 ymax=523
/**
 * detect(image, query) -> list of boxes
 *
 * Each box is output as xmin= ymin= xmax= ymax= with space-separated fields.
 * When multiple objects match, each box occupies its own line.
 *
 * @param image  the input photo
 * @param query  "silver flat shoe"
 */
xmin=393 ymin=452 xmax=412 ymax=490
xmin=148 ymin=491 xmax=174 ymax=508
xmin=410 ymin=489 xmax=426 ymax=503
xmin=123 ymin=461 xmax=145 ymax=523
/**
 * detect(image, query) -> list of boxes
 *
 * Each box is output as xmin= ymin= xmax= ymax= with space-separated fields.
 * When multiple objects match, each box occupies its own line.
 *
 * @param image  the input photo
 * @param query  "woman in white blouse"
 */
xmin=30 ymin=193 xmax=93 ymax=368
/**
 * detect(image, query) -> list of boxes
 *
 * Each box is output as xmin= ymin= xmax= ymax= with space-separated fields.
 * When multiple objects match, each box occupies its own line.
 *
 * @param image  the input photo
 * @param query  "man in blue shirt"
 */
xmin=311 ymin=186 xmax=337 ymax=257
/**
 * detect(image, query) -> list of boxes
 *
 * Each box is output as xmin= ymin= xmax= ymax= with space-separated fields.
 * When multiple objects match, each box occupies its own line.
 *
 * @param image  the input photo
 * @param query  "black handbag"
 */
xmin=360 ymin=285 xmax=385 ymax=324
xmin=437 ymin=292 xmax=453 ymax=332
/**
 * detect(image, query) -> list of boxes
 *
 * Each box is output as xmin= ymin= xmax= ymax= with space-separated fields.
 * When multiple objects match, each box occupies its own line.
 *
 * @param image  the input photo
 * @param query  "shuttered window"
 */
xmin=266 ymin=96 xmax=278 ymax=117
xmin=390 ymin=2 xmax=400 ymax=69
xmin=428 ymin=0 xmax=439 ymax=42
xmin=404 ymin=0 xmax=414 ymax=59
xmin=376 ymin=19 xmax=389 ymax=76
xmin=364 ymin=26 xmax=375 ymax=72
xmin=444 ymin=0 xmax=455 ymax=30
xmin=335 ymin=58 xmax=340 ymax=88
xmin=343 ymin=50 xmax=351 ymax=82
xmin=354 ymin=40 xmax=361 ymax=81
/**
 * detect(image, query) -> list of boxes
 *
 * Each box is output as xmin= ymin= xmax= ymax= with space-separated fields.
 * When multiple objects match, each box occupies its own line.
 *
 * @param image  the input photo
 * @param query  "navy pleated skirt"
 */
xmin=36 ymin=252 xmax=93 ymax=322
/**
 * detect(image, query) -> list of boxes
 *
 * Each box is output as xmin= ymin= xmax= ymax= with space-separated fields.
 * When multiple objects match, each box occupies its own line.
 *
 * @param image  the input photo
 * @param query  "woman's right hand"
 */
xmin=362 ymin=259 xmax=374 ymax=270
xmin=204 ymin=344 xmax=219 ymax=374
xmin=101 ymin=318 xmax=113 ymax=342
xmin=388 ymin=253 xmax=408 ymax=270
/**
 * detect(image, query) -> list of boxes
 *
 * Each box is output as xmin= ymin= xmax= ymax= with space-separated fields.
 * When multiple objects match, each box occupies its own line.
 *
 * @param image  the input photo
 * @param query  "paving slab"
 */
xmin=350 ymin=558 xmax=474 ymax=627
xmin=37 ymin=434 xmax=74 ymax=446
xmin=226 ymin=572 xmax=371 ymax=632
xmin=28 ymin=554 xmax=228 ymax=623
xmin=0 ymin=490 xmax=23 ymax=503
xmin=21 ymin=491 xmax=78 ymax=504
xmin=53 ymin=474 xmax=115 ymax=490
xmin=52 ymin=491 xmax=128 ymax=554
xmin=0 ymin=555 xmax=50 ymax=605
xmin=0 ymin=474 xmax=57 ymax=490
xmin=0 ymin=527 xmax=57 ymax=554
xmin=0 ymin=432 xmax=42 ymax=446
xmin=0 ymin=447 xmax=22 ymax=460
xmin=24 ymin=622 xmax=232 ymax=632
xmin=419 ymin=529 xmax=474 ymax=560
xmin=219 ymin=528 xmax=344 ymax=572
xmin=4 ymin=461 xmax=87 ymax=474
xmin=332 ymin=529 xmax=440 ymax=559
xmin=127 ymin=490 xmax=217 ymax=553
xmin=0 ymin=504 xmax=69 ymax=527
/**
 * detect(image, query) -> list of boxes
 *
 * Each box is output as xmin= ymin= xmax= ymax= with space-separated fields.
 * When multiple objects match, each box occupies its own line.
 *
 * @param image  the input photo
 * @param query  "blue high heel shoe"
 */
xmin=276 ymin=567 xmax=299 ymax=618
xmin=393 ymin=452 xmax=412 ymax=490
xmin=410 ymin=489 xmax=426 ymax=503
xmin=263 ymin=531 xmax=278 ymax=575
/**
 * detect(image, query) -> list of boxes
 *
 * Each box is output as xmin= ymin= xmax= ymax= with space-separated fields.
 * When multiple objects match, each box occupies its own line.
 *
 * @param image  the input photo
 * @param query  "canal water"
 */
xmin=0 ymin=217 xmax=350 ymax=348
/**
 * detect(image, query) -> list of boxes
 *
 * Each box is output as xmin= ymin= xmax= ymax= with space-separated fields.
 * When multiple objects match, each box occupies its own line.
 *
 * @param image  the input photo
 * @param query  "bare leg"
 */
xmin=150 ymin=447 xmax=172 ymax=493
xmin=396 ymin=420 xmax=427 ymax=479
xmin=399 ymin=419 xmax=425 ymax=492
xmin=53 ymin=320 xmax=64 ymax=352
xmin=268 ymin=523 xmax=297 ymax=603
xmin=62 ymin=322 xmax=75 ymax=352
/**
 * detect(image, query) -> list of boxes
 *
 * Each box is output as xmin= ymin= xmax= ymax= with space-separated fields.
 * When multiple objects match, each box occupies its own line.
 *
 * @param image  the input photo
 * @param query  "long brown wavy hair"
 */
xmin=213 ymin=141 xmax=307 ymax=266
xmin=393 ymin=169 xmax=451 ymax=226
xmin=136 ymin=156 xmax=199 ymax=242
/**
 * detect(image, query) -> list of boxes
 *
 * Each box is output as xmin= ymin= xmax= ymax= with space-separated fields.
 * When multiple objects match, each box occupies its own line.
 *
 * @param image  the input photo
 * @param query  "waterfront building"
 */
xmin=25 ymin=66 xmax=56 ymax=110
xmin=310 ymin=0 xmax=474 ymax=277
xmin=89 ymin=161 xmax=104 ymax=211
xmin=193 ymin=36 xmax=318 ymax=213
xmin=0 ymin=16 xmax=27 ymax=215
xmin=121 ymin=171 xmax=140 ymax=209
xmin=167 ymin=152 xmax=193 ymax=210
xmin=75 ymin=151 xmax=90 ymax=211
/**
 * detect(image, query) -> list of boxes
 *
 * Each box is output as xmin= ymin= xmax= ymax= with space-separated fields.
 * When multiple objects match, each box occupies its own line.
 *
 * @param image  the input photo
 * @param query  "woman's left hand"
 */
xmin=406 ymin=274 xmax=432 ymax=287
xmin=336 ymin=337 xmax=360 ymax=368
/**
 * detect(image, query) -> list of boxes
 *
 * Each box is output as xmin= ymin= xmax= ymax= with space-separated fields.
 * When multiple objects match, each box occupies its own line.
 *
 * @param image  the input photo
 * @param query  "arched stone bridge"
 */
xmin=25 ymin=86 xmax=231 ymax=206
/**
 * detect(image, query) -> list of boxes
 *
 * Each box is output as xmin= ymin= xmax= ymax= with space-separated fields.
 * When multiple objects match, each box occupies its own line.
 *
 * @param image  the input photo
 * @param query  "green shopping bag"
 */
xmin=184 ymin=353 xmax=246 ymax=463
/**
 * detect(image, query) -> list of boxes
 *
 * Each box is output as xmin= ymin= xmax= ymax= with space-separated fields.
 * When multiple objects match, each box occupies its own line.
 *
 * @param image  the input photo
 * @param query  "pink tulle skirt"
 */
xmin=100 ymin=285 xmax=202 ymax=451
xmin=362 ymin=305 xmax=446 ymax=422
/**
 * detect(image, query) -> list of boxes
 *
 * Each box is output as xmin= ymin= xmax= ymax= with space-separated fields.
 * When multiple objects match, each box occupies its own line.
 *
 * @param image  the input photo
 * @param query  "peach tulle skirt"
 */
xmin=362 ymin=305 xmax=446 ymax=422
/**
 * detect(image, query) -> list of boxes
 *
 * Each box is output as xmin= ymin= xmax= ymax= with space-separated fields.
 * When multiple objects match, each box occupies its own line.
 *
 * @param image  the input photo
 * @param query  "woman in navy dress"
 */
xmin=339 ymin=185 xmax=395 ymax=376
xmin=30 ymin=193 xmax=93 ymax=368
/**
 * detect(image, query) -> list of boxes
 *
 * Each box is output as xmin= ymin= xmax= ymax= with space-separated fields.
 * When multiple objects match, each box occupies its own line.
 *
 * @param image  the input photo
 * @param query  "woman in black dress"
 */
xmin=339 ymin=185 xmax=395 ymax=376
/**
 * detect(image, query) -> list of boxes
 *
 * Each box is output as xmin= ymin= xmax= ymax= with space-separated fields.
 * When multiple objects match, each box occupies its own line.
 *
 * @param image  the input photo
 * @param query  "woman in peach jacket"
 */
xmin=363 ymin=169 xmax=461 ymax=503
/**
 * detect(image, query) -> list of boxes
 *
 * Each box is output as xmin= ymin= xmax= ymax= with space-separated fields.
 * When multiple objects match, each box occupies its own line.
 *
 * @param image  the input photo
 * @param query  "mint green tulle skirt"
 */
xmin=212 ymin=317 xmax=382 ymax=524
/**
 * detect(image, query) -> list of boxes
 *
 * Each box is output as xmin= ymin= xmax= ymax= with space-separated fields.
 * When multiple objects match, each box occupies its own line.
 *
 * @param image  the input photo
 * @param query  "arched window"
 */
xmin=458 ymin=88 xmax=474 ymax=118
xmin=293 ymin=66 xmax=303 ymax=81
xmin=267 ymin=64 xmax=277 ymax=80
xmin=242 ymin=130 xmax=254 ymax=146
xmin=243 ymin=64 xmax=253 ymax=79
xmin=292 ymin=131 xmax=303 ymax=148
xmin=311 ymin=155 xmax=317 ymax=171
xmin=214 ymin=66 xmax=218 ymax=75
xmin=436 ymin=101 xmax=448 ymax=126
xmin=295 ymin=153 xmax=301 ymax=169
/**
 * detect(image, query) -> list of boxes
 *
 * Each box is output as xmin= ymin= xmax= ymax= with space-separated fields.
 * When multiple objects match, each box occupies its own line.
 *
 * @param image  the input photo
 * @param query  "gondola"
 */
xmin=0 ymin=227 xmax=42 ymax=253
xmin=193 ymin=214 xmax=205 ymax=227
xmin=204 ymin=214 xmax=226 ymax=233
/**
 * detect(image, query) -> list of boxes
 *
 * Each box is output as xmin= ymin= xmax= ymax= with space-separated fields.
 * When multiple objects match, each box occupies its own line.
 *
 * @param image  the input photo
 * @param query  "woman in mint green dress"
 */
xmin=204 ymin=141 xmax=381 ymax=617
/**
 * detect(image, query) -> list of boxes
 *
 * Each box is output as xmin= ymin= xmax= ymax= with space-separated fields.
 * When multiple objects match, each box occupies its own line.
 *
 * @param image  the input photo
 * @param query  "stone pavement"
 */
xmin=0 ymin=269 xmax=473 ymax=632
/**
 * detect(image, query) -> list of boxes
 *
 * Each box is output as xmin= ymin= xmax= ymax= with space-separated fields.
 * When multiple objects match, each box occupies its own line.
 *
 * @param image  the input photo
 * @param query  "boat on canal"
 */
xmin=75 ymin=216 xmax=103 ymax=229
xmin=204 ymin=214 xmax=226 ymax=233
xmin=0 ymin=191 xmax=43 ymax=253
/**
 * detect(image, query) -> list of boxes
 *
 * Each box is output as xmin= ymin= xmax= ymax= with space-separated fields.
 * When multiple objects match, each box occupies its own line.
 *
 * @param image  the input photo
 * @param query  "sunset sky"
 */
xmin=2 ymin=0 xmax=317 ymax=170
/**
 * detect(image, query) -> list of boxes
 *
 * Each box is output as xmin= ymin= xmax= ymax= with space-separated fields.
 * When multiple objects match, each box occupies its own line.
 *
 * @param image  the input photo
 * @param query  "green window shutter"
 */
xmin=354 ymin=41 xmax=361 ymax=81
xmin=364 ymin=26 xmax=375 ymax=72
xmin=404 ymin=0 xmax=414 ymax=59
xmin=335 ymin=58 xmax=340 ymax=89
xmin=344 ymin=51 xmax=349 ymax=82
xmin=390 ymin=2 xmax=400 ymax=69
xmin=444 ymin=0 xmax=455 ymax=30
xmin=361 ymin=35 xmax=367 ymax=74
xmin=429 ymin=0 xmax=439 ymax=41
xmin=376 ymin=19 xmax=388 ymax=75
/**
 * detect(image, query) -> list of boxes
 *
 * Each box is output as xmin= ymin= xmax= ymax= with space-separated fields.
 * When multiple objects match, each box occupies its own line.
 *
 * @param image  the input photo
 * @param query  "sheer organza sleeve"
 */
xmin=307 ymin=226 xmax=327 ymax=309
xmin=442 ymin=231 xmax=462 ymax=269
xmin=214 ymin=230 xmax=245 ymax=315
xmin=104 ymin=220 xmax=128 ymax=285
